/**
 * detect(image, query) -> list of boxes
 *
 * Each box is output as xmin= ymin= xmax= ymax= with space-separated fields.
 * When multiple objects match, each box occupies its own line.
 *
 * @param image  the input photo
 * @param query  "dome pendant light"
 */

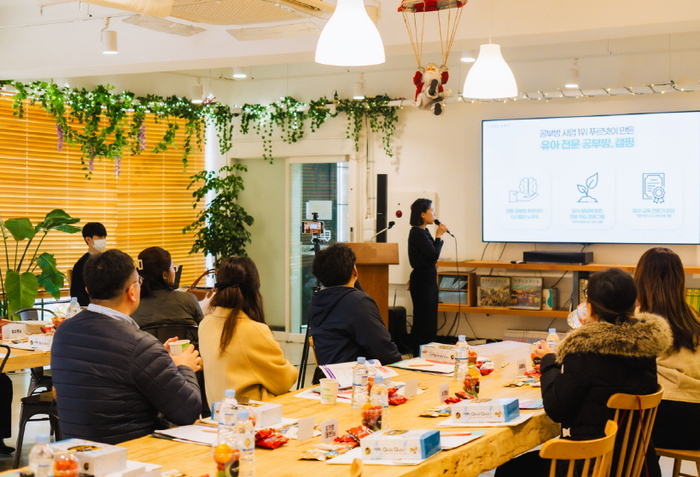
xmin=315 ymin=0 xmax=385 ymax=67
xmin=463 ymin=43 xmax=517 ymax=99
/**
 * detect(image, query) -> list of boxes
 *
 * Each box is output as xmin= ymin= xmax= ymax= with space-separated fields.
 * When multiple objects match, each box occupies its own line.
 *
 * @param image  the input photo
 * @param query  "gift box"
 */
xmin=51 ymin=439 xmax=127 ymax=476
xmin=360 ymin=429 xmax=440 ymax=461
xmin=419 ymin=342 xmax=456 ymax=363
xmin=451 ymin=398 xmax=520 ymax=423
xmin=102 ymin=461 xmax=162 ymax=477
xmin=211 ymin=400 xmax=282 ymax=429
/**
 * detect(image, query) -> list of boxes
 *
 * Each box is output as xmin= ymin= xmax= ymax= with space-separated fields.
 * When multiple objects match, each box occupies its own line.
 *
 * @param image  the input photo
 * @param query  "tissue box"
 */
xmin=451 ymin=398 xmax=520 ymax=423
xmin=51 ymin=439 xmax=127 ymax=476
xmin=360 ymin=429 xmax=441 ymax=461
xmin=29 ymin=333 xmax=53 ymax=350
xmin=211 ymin=400 xmax=282 ymax=429
xmin=242 ymin=400 xmax=283 ymax=428
xmin=419 ymin=342 xmax=456 ymax=363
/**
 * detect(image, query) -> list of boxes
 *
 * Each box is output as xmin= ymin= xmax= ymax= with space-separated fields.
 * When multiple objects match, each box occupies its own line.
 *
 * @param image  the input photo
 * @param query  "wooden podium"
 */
xmin=345 ymin=242 xmax=399 ymax=328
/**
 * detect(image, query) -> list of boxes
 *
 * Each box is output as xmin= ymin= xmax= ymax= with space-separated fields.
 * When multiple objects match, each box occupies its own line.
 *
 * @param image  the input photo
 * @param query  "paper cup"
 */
xmin=169 ymin=339 xmax=190 ymax=355
xmin=319 ymin=378 xmax=339 ymax=405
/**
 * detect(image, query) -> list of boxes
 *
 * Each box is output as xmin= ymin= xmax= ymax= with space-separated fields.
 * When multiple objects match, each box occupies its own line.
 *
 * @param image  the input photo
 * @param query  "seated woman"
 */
xmin=198 ymin=257 xmax=298 ymax=403
xmin=635 ymin=247 xmax=700 ymax=450
xmin=132 ymin=246 xmax=203 ymax=344
xmin=496 ymin=268 xmax=671 ymax=477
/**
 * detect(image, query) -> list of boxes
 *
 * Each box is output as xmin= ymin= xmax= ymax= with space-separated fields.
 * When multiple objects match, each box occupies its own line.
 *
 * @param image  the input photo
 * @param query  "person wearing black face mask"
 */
xmin=70 ymin=221 xmax=108 ymax=306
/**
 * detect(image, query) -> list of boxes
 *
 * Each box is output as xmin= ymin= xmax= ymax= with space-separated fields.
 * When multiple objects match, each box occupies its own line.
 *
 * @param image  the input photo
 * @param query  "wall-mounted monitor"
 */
xmin=482 ymin=111 xmax=700 ymax=244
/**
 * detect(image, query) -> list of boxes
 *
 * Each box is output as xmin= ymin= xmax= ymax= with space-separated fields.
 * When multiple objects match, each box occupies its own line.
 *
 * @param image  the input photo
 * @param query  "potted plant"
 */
xmin=183 ymin=164 xmax=254 ymax=265
xmin=0 ymin=209 xmax=81 ymax=318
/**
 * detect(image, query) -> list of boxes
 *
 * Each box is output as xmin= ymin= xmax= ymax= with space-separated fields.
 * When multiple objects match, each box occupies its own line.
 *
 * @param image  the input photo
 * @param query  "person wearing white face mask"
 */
xmin=70 ymin=222 xmax=108 ymax=306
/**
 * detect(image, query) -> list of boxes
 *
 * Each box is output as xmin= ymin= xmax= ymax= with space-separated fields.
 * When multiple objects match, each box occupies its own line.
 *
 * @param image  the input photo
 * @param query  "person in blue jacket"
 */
xmin=309 ymin=244 xmax=402 ymax=382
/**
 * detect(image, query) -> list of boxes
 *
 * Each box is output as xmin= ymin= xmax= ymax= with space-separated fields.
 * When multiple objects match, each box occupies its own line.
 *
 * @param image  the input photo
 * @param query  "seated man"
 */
xmin=309 ymin=244 xmax=402 ymax=380
xmin=70 ymin=222 xmax=108 ymax=306
xmin=52 ymin=249 xmax=202 ymax=445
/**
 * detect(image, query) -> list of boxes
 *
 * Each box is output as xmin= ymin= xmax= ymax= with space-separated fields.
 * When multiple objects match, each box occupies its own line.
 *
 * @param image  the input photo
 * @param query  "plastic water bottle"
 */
xmin=67 ymin=297 xmax=81 ymax=317
xmin=218 ymin=389 xmax=238 ymax=436
xmin=453 ymin=335 xmax=469 ymax=381
xmin=29 ymin=434 xmax=54 ymax=477
xmin=351 ymin=357 xmax=369 ymax=409
xmin=233 ymin=410 xmax=255 ymax=477
xmin=369 ymin=375 xmax=389 ymax=430
xmin=547 ymin=328 xmax=561 ymax=352
xmin=567 ymin=304 xmax=588 ymax=329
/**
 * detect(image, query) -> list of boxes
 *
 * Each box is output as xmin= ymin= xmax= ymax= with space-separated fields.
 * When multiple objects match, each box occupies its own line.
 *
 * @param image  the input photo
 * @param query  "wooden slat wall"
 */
xmin=0 ymin=93 xmax=206 ymax=295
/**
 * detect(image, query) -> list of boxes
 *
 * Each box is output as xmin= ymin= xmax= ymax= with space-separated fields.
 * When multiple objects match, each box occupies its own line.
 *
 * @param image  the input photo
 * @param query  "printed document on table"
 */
xmin=319 ymin=359 xmax=398 ymax=388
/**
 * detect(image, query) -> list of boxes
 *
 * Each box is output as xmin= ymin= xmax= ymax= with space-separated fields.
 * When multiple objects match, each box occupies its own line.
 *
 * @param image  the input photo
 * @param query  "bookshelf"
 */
xmin=436 ymin=259 xmax=700 ymax=319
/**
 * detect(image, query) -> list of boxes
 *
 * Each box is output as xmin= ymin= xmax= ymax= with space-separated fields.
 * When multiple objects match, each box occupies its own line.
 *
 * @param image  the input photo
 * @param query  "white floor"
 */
xmin=1 ymin=342 xmax=696 ymax=476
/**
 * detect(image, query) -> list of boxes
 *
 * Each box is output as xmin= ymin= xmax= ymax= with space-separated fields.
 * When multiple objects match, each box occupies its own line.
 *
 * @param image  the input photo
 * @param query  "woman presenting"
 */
xmin=408 ymin=198 xmax=447 ymax=356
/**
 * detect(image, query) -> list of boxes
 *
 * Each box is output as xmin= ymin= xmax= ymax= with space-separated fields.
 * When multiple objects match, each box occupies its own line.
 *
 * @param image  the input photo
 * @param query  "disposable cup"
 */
xmin=319 ymin=378 xmax=339 ymax=405
xmin=169 ymin=339 xmax=190 ymax=355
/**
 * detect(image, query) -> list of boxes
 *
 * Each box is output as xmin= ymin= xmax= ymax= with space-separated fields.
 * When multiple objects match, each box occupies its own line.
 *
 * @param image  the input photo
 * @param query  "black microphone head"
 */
xmin=434 ymin=219 xmax=441 ymax=226
xmin=388 ymin=221 xmax=395 ymax=228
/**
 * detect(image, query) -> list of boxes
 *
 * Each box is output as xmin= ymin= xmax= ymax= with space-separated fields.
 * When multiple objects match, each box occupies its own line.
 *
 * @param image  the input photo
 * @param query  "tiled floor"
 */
xmin=1 ymin=343 xmax=696 ymax=476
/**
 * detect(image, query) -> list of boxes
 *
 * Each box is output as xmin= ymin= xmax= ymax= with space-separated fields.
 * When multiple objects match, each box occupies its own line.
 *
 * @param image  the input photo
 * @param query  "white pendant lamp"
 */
xmin=463 ymin=43 xmax=517 ymax=99
xmin=315 ymin=0 xmax=385 ymax=67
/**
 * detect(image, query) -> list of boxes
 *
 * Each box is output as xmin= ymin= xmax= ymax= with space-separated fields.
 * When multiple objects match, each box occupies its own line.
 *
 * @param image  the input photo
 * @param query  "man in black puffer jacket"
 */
xmin=52 ymin=249 xmax=202 ymax=445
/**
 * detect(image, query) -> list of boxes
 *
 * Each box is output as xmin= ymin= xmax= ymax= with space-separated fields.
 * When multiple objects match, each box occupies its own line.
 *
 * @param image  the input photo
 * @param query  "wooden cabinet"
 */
xmin=436 ymin=259 xmax=700 ymax=319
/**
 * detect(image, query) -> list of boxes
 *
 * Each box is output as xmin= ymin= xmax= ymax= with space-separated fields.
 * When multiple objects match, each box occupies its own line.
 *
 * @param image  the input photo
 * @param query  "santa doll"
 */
xmin=413 ymin=63 xmax=451 ymax=115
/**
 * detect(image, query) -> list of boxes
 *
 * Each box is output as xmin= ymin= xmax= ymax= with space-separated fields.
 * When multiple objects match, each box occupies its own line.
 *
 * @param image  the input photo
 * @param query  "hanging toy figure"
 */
xmin=414 ymin=63 xmax=451 ymax=115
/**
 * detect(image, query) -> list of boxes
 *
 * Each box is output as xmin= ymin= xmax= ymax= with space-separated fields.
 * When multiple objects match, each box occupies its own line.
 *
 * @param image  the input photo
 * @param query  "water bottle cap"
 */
xmin=458 ymin=335 xmax=466 ymax=342
xmin=357 ymin=357 xmax=366 ymax=364
xmin=224 ymin=389 xmax=236 ymax=398
xmin=549 ymin=328 xmax=556 ymax=334
xmin=374 ymin=376 xmax=383 ymax=384
xmin=237 ymin=409 xmax=250 ymax=420
xmin=36 ymin=434 xmax=50 ymax=444
xmin=70 ymin=297 xmax=78 ymax=304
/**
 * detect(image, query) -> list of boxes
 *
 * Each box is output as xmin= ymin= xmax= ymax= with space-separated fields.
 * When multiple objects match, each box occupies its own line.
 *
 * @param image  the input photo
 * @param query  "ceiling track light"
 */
xmin=191 ymin=79 xmax=203 ymax=104
xmin=232 ymin=66 xmax=247 ymax=79
xmin=565 ymin=59 xmax=579 ymax=89
xmin=460 ymin=49 xmax=477 ymax=63
xmin=102 ymin=17 xmax=118 ymax=55
xmin=353 ymin=73 xmax=365 ymax=99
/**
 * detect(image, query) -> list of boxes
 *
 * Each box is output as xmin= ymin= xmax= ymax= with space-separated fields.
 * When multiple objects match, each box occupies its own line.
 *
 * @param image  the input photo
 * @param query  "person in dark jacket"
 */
xmin=309 ymin=244 xmax=402 ymax=382
xmin=496 ymin=268 xmax=671 ymax=477
xmin=52 ymin=249 xmax=202 ymax=445
xmin=408 ymin=198 xmax=447 ymax=356
xmin=70 ymin=222 xmax=107 ymax=306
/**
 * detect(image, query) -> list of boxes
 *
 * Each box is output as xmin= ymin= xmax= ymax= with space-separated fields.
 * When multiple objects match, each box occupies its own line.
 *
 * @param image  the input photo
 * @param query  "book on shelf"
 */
xmin=542 ymin=288 xmax=558 ymax=311
xmin=685 ymin=288 xmax=700 ymax=313
xmin=477 ymin=276 xmax=511 ymax=307
xmin=510 ymin=276 xmax=543 ymax=310
xmin=438 ymin=272 xmax=476 ymax=306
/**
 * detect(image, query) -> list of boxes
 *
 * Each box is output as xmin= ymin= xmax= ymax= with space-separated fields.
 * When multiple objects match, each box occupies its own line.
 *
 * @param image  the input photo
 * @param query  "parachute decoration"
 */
xmin=399 ymin=0 xmax=467 ymax=115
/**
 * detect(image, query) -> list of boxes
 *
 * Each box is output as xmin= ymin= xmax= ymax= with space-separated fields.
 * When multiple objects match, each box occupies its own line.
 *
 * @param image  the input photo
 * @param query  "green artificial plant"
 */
xmin=183 ymin=164 xmax=254 ymax=265
xmin=0 ymin=209 xmax=81 ymax=317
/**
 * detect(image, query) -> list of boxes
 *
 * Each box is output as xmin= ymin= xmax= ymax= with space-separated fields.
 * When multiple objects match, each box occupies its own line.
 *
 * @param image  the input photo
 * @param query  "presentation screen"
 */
xmin=482 ymin=111 xmax=700 ymax=244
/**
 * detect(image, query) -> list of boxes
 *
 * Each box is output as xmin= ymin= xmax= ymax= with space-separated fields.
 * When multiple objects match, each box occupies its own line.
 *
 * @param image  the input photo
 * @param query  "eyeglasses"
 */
xmin=583 ymin=288 xmax=588 ymax=299
xmin=128 ymin=275 xmax=144 ymax=290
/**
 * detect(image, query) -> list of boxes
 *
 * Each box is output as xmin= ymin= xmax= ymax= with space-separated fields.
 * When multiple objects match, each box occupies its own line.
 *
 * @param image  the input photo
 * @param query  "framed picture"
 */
xmin=510 ymin=277 xmax=543 ymax=310
xmin=477 ymin=276 xmax=511 ymax=308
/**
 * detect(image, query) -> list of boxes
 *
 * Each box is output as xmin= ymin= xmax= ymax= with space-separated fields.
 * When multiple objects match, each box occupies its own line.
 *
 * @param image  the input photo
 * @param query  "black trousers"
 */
xmin=409 ymin=268 xmax=438 ymax=356
xmin=653 ymin=399 xmax=700 ymax=450
xmin=0 ymin=373 xmax=12 ymax=439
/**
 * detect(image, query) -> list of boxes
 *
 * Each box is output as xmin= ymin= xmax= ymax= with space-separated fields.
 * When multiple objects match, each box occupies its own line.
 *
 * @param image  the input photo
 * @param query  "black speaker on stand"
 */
xmin=376 ymin=174 xmax=388 ymax=243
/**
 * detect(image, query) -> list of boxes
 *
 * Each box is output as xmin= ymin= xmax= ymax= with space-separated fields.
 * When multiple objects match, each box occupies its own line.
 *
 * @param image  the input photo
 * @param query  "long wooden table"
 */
xmin=121 ymin=341 xmax=560 ymax=477
xmin=1 ymin=341 xmax=51 ymax=373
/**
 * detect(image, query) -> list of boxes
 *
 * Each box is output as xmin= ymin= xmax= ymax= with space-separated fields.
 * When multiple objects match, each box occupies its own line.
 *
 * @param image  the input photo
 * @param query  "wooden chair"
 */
xmin=539 ymin=420 xmax=618 ymax=477
xmin=656 ymin=448 xmax=700 ymax=477
xmin=607 ymin=386 xmax=664 ymax=477
xmin=11 ymin=307 xmax=56 ymax=396
xmin=308 ymin=335 xmax=319 ymax=364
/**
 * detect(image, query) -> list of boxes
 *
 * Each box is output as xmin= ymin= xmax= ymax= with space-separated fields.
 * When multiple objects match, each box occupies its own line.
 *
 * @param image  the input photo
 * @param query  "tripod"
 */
xmin=296 ymin=234 xmax=323 ymax=389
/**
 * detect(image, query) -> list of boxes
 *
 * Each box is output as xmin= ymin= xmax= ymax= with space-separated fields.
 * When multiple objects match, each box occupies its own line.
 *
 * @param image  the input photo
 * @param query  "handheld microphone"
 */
xmin=434 ymin=219 xmax=454 ymax=237
xmin=370 ymin=221 xmax=396 ymax=241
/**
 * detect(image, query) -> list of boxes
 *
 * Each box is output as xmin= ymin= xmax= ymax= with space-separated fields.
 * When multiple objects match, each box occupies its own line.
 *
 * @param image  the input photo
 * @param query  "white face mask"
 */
xmin=92 ymin=238 xmax=107 ymax=252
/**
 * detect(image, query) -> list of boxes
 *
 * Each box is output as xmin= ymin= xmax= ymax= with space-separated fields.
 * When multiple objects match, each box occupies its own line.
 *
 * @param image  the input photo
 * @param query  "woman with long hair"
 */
xmin=198 ymin=257 xmax=298 ymax=403
xmin=635 ymin=247 xmax=700 ymax=450
xmin=132 ymin=246 xmax=203 ymax=344
xmin=497 ymin=268 xmax=671 ymax=477
xmin=408 ymin=198 xmax=448 ymax=356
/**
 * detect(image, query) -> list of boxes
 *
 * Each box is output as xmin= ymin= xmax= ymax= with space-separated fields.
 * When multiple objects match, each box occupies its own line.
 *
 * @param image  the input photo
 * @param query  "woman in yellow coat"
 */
xmin=199 ymin=257 xmax=298 ymax=403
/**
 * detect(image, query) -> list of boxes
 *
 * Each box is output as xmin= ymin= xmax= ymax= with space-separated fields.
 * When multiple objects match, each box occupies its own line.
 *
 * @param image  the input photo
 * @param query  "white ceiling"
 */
xmin=1 ymin=0 xmax=700 ymax=85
